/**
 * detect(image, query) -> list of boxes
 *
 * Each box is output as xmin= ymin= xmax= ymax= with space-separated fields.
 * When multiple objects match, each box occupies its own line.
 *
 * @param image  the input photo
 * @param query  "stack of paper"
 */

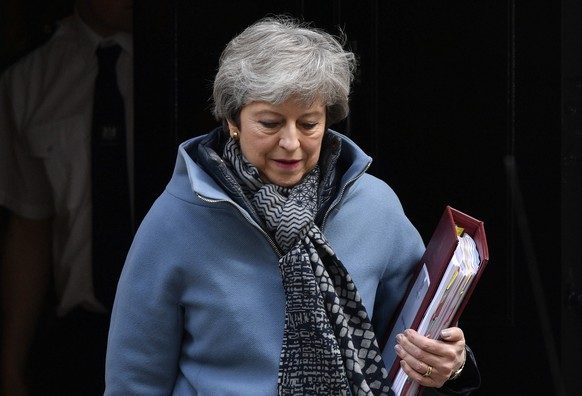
xmin=391 ymin=231 xmax=481 ymax=395
xmin=380 ymin=206 xmax=489 ymax=396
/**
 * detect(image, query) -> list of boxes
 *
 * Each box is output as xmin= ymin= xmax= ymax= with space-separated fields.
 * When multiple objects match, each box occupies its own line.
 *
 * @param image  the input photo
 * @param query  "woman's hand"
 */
xmin=393 ymin=327 xmax=466 ymax=388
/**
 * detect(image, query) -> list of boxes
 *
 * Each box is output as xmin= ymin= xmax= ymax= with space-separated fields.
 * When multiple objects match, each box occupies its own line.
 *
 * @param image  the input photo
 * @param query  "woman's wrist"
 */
xmin=448 ymin=346 xmax=467 ymax=380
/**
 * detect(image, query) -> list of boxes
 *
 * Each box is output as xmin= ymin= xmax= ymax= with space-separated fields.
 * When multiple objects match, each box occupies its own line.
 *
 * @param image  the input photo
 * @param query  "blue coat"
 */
xmin=105 ymin=129 xmax=425 ymax=395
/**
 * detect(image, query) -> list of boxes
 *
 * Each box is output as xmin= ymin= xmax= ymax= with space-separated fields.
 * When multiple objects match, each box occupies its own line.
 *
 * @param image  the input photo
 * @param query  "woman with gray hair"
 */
xmin=105 ymin=16 xmax=480 ymax=395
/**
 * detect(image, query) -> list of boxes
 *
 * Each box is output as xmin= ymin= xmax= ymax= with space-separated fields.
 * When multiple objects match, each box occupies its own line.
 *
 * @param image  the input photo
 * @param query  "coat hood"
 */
xmin=166 ymin=127 xmax=373 ymax=216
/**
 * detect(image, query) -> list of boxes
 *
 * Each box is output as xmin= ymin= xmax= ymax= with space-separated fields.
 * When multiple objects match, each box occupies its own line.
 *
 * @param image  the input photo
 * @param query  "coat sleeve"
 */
xmin=364 ymin=177 xmax=426 ymax=339
xmin=105 ymin=198 xmax=184 ymax=395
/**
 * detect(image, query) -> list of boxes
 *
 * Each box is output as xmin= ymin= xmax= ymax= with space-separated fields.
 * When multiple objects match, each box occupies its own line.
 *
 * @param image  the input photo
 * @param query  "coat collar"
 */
xmin=169 ymin=127 xmax=373 ymax=217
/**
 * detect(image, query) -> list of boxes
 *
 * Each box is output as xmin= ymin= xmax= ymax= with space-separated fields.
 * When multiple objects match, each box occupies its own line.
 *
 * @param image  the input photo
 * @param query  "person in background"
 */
xmin=0 ymin=0 xmax=133 ymax=395
xmin=104 ymin=15 xmax=481 ymax=395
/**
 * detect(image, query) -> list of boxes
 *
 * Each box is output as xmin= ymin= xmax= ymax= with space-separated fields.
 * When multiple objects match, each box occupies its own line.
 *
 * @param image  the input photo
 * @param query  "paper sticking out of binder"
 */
xmin=381 ymin=206 xmax=489 ymax=396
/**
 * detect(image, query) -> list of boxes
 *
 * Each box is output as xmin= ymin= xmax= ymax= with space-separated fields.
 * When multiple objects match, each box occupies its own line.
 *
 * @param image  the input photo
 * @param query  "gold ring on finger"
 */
xmin=422 ymin=365 xmax=433 ymax=377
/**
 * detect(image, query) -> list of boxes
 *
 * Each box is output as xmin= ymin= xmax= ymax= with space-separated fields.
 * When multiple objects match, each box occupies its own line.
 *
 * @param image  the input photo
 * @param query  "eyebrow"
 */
xmin=253 ymin=109 xmax=325 ymax=118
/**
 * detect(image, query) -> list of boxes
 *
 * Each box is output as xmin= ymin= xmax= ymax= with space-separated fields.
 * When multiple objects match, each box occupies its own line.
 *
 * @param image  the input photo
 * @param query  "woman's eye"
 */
xmin=259 ymin=121 xmax=279 ymax=128
xmin=302 ymin=122 xmax=319 ymax=130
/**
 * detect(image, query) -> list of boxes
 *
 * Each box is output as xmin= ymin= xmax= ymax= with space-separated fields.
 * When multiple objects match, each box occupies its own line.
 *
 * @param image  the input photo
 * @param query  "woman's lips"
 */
xmin=273 ymin=159 xmax=301 ymax=170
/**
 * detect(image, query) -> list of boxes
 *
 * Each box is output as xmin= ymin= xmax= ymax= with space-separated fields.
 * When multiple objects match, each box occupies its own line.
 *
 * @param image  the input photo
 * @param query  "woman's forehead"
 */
xmin=242 ymin=99 xmax=326 ymax=115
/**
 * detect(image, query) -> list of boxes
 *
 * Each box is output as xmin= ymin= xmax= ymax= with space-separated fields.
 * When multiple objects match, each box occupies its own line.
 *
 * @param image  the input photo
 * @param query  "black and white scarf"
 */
xmin=223 ymin=138 xmax=391 ymax=396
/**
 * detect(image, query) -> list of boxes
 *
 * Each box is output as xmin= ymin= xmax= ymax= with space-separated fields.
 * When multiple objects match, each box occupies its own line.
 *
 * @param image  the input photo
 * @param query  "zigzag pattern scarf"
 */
xmin=223 ymin=138 xmax=391 ymax=396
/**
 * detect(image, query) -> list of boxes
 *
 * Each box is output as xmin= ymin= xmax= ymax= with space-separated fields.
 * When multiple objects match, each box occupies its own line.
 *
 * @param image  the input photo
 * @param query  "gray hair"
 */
xmin=212 ymin=16 xmax=357 ymax=128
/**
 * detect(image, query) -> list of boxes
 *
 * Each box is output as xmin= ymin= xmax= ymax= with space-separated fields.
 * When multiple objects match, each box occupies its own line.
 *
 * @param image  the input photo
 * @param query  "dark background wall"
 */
xmin=1 ymin=0 xmax=580 ymax=394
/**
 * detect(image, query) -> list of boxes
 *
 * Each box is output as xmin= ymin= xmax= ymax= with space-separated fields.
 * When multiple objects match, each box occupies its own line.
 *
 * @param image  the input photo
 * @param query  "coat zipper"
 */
xmin=195 ymin=193 xmax=284 ymax=258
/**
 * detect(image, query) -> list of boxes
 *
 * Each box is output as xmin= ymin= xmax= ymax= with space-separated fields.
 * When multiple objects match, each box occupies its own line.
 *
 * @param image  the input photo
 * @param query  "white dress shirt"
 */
xmin=0 ymin=12 xmax=134 ymax=316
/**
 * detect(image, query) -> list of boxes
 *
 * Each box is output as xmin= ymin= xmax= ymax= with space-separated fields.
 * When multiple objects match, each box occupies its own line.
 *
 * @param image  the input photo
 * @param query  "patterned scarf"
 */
xmin=223 ymin=138 xmax=391 ymax=396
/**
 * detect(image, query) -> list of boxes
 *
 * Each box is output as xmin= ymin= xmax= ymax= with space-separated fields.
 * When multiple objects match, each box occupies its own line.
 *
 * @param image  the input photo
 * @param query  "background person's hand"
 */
xmin=1 ymin=366 xmax=30 ymax=396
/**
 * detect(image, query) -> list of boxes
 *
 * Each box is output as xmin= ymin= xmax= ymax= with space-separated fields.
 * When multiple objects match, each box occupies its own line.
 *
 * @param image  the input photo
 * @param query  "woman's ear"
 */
xmin=227 ymin=121 xmax=240 ymax=140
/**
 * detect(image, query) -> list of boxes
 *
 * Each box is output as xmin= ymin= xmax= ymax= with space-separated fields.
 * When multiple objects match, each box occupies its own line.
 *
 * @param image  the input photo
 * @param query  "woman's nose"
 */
xmin=279 ymin=124 xmax=300 ymax=151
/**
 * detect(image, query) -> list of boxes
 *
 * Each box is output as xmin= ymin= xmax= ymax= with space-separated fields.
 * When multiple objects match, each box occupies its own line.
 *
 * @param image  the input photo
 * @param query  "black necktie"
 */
xmin=91 ymin=44 xmax=132 ymax=310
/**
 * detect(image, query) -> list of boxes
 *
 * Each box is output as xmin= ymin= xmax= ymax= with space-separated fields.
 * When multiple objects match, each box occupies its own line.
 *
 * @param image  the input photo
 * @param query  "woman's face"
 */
xmin=229 ymin=99 xmax=326 ymax=187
